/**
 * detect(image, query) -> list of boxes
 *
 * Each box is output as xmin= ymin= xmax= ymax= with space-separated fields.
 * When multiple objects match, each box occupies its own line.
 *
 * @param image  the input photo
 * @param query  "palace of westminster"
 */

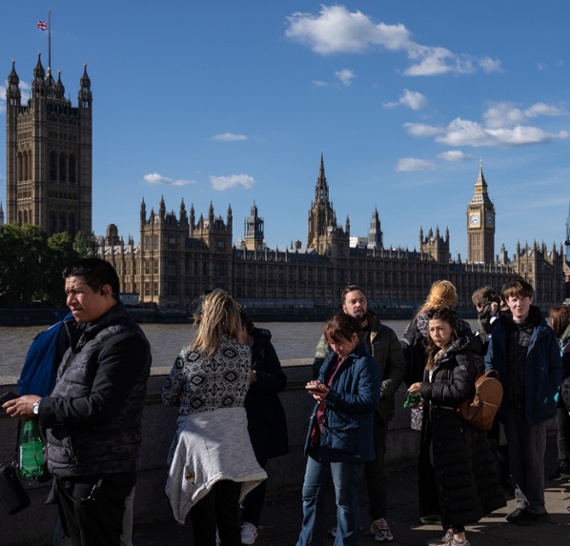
xmin=3 ymin=56 xmax=569 ymax=312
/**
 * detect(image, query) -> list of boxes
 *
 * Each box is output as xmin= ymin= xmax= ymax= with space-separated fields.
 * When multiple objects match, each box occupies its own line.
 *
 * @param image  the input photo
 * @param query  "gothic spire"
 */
xmin=6 ymin=60 xmax=21 ymax=105
xmin=314 ymin=153 xmax=329 ymax=203
xmin=78 ymin=63 xmax=92 ymax=108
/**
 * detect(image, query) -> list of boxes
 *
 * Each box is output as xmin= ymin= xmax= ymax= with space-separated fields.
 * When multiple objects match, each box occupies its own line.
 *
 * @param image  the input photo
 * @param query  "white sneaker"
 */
xmin=370 ymin=518 xmax=393 ymax=542
xmin=241 ymin=522 xmax=258 ymax=545
xmin=425 ymin=529 xmax=453 ymax=546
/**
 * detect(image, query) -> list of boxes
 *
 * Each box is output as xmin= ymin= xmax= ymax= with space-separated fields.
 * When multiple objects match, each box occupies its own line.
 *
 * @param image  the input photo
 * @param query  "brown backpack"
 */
xmin=458 ymin=370 xmax=503 ymax=430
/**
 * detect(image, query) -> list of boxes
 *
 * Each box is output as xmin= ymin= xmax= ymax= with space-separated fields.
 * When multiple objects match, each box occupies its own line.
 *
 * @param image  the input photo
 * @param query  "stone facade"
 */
xmin=99 ymin=157 xmax=565 ymax=312
xmin=5 ymin=55 xmax=92 ymax=237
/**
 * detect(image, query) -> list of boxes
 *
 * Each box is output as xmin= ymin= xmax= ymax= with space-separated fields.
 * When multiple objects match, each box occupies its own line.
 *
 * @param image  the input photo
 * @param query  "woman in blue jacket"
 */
xmin=296 ymin=313 xmax=381 ymax=546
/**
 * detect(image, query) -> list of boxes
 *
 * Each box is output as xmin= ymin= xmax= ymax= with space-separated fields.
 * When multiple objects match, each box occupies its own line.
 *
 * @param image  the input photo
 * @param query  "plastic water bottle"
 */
xmin=20 ymin=420 xmax=44 ymax=479
xmin=403 ymin=392 xmax=422 ymax=408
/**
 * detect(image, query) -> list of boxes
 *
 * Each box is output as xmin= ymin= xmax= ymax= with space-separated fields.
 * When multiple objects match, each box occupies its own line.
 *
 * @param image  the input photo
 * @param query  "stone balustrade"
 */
xmin=0 ymin=363 xmax=418 ymax=545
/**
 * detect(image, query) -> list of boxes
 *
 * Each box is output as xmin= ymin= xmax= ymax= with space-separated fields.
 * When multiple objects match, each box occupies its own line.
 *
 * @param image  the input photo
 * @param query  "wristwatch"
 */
xmin=32 ymin=398 xmax=42 ymax=416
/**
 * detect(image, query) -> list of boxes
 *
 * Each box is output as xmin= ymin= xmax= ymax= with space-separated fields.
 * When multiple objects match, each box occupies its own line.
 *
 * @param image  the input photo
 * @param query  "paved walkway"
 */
xmin=132 ymin=437 xmax=570 ymax=546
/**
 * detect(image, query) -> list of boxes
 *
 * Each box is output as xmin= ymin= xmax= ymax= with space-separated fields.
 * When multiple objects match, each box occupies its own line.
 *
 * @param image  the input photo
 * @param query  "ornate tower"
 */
xmin=368 ymin=207 xmax=383 ymax=249
xmin=5 ymin=56 xmax=92 ymax=236
xmin=467 ymin=161 xmax=495 ymax=263
xmin=307 ymin=154 xmax=348 ymax=255
xmin=244 ymin=202 xmax=265 ymax=251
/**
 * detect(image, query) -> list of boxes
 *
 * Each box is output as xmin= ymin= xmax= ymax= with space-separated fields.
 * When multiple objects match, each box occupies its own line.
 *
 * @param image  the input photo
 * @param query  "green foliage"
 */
xmin=73 ymin=230 xmax=99 ymax=258
xmin=0 ymin=224 xmax=85 ymax=306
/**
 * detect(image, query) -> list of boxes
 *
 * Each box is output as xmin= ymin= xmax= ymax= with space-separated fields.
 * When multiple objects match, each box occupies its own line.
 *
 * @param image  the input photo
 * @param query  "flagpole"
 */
xmin=47 ymin=9 xmax=52 ymax=72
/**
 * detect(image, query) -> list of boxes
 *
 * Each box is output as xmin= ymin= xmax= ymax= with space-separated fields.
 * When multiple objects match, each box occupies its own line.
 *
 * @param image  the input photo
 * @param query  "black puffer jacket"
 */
xmin=40 ymin=303 xmax=152 ymax=477
xmin=401 ymin=309 xmax=480 ymax=386
xmin=419 ymin=336 xmax=505 ymax=529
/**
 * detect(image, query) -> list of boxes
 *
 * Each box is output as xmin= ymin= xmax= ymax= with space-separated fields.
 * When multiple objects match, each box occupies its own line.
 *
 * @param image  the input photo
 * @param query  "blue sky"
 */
xmin=1 ymin=1 xmax=569 ymax=260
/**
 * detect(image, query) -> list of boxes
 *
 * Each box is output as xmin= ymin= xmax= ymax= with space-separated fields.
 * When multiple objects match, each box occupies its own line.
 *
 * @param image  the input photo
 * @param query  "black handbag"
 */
xmin=0 ymin=421 xmax=31 ymax=515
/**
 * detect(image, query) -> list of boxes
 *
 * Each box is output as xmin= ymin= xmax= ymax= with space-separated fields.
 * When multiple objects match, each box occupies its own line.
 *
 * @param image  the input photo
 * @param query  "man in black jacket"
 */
xmin=4 ymin=258 xmax=152 ymax=546
xmin=312 ymin=285 xmax=406 ymax=542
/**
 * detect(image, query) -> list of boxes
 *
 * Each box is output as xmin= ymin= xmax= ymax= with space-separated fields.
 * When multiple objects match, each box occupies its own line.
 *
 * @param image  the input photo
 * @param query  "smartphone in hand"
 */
xmin=0 ymin=391 xmax=19 ymax=405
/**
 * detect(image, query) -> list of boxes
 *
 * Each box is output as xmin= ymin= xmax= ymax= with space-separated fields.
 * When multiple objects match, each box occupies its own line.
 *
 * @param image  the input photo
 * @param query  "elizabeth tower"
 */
xmin=467 ymin=162 xmax=495 ymax=264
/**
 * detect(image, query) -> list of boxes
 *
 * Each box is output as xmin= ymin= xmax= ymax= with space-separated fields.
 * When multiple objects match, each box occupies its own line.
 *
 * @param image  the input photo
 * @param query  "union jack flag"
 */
xmin=37 ymin=21 xmax=48 ymax=31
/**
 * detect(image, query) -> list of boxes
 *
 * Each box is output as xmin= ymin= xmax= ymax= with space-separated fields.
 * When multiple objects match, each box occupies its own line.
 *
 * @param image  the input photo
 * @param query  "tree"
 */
xmin=73 ymin=230 xmax=99 ymax=258
xmin=43 ymin=232 xmax=80 ymax=305
xmin=0 ymin=224 xmax=83 ymax=306
xmin=0 ymin=224 xmax=49 ymax=305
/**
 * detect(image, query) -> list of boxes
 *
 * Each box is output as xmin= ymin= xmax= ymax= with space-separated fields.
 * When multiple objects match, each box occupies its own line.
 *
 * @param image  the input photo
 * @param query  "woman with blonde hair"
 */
xmin=402 ymin=280 xmax=476 ymax=387
xmin=162 ymin=289 xmax=266 ymax=546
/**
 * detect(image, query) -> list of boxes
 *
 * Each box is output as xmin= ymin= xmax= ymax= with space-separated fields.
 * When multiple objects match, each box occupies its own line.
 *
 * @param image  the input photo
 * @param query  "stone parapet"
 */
xmin=0 ymin=363 xmax=418 ymax=545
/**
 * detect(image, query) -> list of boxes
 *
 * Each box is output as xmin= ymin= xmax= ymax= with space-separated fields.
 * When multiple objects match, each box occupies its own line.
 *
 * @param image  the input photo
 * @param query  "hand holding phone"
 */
xmin=0 ymin=391 xmax=19 ymax=405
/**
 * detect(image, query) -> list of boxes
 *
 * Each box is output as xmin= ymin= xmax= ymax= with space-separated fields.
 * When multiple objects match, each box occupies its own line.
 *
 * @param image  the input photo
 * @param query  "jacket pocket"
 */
xmin=324 ymin=420 xmax=359 ymax=454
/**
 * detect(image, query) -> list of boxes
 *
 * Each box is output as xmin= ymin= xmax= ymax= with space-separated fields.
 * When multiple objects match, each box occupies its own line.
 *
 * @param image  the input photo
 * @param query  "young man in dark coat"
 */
xmin=486 ymin=279 xmax=562 ymax=526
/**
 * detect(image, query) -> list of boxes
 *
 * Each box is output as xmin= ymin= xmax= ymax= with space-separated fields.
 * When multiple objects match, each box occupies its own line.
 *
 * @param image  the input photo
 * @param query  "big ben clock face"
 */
xmin=469 ymin=213 xmax=480 ymax=226
xmin=486 ymin=213 xmax=494 ymax=227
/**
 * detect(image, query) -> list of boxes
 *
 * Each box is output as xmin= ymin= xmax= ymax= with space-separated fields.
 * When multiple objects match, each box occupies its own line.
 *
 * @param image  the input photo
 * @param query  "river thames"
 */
xmin=0 ymin=320 xmax=425 ymax=378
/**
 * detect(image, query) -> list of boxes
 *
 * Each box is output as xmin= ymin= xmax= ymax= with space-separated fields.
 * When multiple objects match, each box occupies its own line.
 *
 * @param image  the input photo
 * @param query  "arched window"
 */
xmin=25 ymin=151 xmax=31 ymax=181
xmin=59 ymin=212 xmax=67 ymax=233
xmin=68 ymin=154 xmax=76 ymax=183
xmin=17 ymin=153 xmax=23 ymax=182
xmin=49 ymin=212 xmax=57 ymax=234
xmin=59 ymin=153 xmax=67 ymax=182
xmin=50 ymin=152 xmax=58 ymax=181
xmin=68 ymin=213 xmax=76 ymax=236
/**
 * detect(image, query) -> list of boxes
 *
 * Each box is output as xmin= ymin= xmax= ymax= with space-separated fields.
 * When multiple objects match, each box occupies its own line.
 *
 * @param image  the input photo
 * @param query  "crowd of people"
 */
xmin=1 ymin=258 xmax=568 ymax=546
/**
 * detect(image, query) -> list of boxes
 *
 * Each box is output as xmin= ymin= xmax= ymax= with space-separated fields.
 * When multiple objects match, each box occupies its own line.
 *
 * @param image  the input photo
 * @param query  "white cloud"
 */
xmin=524 ymin=102 xmax=566 ymax=118
xmin=396 ymin=158 xmax=437 ymax=172
xmin=436 ymin=117 xmax=568 ymax=147
xmin=404 ymin=122 xmax=442 ymax=137
xmin=209 ymin=174 xmax=256 ymax=191
xmin=478 ymin=57 xmax=502 ymax=73
xmin=335 ymin=68 xmax=356 ymax=86
xmin=286 ymin=5 xmax=411 ymax=55
xmin=438 ymin=150 xmax=472 ymax=162
xmin=312 ymin=80 xmax=329 ymax=87
xmin=285 ymin=5 xmax=497 ymax=77
xmin=384 ymin=89 xmax=428 ymax=110
xmin=406 ymin=101 xmax=569 ymax=148
xmin=143 ymin=173 xmax=195 ymax=186
xmin=210 ymin=132 xmax=248 ymax=142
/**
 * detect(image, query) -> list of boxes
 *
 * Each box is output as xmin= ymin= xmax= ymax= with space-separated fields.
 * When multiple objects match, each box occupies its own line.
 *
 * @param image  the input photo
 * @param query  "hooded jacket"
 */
xmin=485 ymin=305 xmax=562 ymax=425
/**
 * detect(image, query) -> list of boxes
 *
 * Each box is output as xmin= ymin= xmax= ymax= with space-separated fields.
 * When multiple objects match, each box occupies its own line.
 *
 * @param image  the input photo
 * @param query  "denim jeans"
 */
xmin=296 ymin=455 xmax=362 ymax=546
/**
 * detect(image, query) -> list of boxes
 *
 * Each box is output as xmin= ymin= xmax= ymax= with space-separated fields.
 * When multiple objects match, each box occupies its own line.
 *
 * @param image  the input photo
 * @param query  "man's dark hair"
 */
xmin=63 ymin=258 xmax=121 ymax=302
xmin=502 ymin=278 xmax=533 ymax=301
xmin=341 ymin=284 xmax=366 ymax=304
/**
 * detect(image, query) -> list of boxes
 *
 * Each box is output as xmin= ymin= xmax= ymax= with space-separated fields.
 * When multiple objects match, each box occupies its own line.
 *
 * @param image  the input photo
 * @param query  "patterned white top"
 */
xmin=162 ymin=335 xmax=251 ymax=414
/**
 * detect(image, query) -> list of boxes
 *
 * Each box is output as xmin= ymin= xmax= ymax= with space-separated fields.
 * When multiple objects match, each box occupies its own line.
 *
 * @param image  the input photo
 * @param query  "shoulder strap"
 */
xmin=13 ymin=420 xmax=22 ymax=465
